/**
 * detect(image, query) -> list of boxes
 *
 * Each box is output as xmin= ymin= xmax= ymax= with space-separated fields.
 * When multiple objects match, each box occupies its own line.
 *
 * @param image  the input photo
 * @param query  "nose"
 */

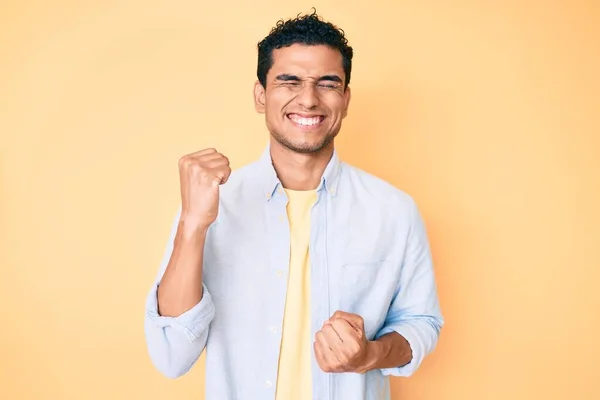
xmin=296 ymin=82 xmax=319 ymax=109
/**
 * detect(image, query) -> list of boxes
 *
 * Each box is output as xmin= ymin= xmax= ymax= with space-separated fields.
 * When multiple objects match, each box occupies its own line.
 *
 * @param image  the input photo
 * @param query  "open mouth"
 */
xmin=286 ymin=113 xmax=325 ymax=129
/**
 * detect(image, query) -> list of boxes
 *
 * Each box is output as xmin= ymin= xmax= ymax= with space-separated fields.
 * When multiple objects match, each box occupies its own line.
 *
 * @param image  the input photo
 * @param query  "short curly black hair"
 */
xmin=257 ymin=9 xmax=353 ymax=88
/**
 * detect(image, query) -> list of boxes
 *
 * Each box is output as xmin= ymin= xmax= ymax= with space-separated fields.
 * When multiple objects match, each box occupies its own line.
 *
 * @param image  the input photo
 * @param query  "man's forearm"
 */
xmin=364 ymin=332 xmax=413 ymax=371
xmin=156 ymin=218 xmax=208 ymax=317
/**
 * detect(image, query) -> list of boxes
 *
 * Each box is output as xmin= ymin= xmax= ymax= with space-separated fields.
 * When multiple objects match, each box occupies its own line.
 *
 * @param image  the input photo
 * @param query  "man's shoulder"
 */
xmin=341 ymin=161 xmax=417 ymax=208
xmin=218 ymin=159 xmax=264 ymax=198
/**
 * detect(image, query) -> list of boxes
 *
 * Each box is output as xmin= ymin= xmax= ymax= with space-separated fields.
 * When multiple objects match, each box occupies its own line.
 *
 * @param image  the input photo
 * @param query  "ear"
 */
xmin=254 ymin=80 xmax=266 ymax=114
xmin=342 ymin=85 xmax=351 ymax=118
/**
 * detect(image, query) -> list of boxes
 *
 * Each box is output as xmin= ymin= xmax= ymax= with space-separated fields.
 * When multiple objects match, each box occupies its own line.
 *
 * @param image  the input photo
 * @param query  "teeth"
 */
xmin=290 ymin=115 xmax=321 ymax=126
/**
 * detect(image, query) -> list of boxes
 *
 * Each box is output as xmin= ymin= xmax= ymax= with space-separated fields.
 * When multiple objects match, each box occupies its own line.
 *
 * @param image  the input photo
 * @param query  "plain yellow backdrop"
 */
xmin=1 ymin=1 xmax=599 ymax=399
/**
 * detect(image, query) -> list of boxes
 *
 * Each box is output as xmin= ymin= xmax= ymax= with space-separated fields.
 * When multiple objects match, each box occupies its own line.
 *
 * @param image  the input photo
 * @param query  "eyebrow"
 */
xmin=275 ymin=74 xmax=300 ymax=81
xmin=275 ymin=74 xmax=343 ymax=84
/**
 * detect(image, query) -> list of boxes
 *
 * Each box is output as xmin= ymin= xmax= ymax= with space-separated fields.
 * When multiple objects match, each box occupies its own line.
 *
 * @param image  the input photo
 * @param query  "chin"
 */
xmin=287 ymin=143 xmax=327 ymax=154
xmin=273 ymin=133 xmax=335 ymax=154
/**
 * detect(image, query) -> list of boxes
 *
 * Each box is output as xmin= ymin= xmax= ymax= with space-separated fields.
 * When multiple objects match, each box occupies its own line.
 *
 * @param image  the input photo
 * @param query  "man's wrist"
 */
xmin=358 ymin=332 xmax=413 ymax=373
xmin=178 ymin=216 xmax=210 ymax=239
xmin=358 ymin=340 xmax=387 ymax=373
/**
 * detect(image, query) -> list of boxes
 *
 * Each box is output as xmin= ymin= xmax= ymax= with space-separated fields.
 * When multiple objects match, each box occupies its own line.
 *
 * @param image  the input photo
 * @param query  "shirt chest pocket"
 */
xmin=337 ymin=260 xmax=397 ymax=338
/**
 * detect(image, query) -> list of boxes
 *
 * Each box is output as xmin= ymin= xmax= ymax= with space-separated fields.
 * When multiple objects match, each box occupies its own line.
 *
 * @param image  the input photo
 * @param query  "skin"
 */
xmin=157 ymin=148 xmax=231 ymax=317
xmin=253 ymin=43 xmax=351 ymax=191
xmin=157 ymin=42 xmax=412 ymax=373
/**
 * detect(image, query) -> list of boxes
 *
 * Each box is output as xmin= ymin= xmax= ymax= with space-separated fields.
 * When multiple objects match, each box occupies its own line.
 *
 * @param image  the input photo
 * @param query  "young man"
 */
xmin=144 ymin=11 xmax=443 ymax=400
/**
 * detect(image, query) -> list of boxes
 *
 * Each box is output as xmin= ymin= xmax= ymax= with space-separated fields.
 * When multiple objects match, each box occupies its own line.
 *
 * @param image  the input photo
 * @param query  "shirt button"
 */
xmin=269 ymin=326 xmax=278 ymax=333
xmin=276 ymin=270 xmax=283 ymax=277
xmin=266 ymin=380 xmax=272 ymax=387
xmin=278 ymin=214 xmax=285 ymax=222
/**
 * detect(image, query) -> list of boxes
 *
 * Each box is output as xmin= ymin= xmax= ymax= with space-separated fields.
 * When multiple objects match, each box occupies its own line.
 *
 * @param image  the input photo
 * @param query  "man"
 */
xmin=144 ymin=10 xmax=443 ymax=400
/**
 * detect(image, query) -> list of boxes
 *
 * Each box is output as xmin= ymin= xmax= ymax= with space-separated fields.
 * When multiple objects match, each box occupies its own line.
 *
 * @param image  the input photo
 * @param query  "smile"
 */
xmin=287 ymin=113 xmax=325 ymax=129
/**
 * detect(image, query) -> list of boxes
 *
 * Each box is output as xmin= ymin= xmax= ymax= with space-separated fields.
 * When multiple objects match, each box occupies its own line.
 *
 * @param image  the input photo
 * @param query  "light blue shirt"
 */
xmin=144 ymin=144 xmax=444 ymax=400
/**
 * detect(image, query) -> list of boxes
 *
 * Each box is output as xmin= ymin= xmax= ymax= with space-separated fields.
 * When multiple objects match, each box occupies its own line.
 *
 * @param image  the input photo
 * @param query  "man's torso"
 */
xmin=201 ymin=150 xmax=414 ymax=400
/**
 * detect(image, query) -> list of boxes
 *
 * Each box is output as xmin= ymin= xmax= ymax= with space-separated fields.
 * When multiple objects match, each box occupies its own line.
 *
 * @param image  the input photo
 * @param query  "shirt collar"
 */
xmin=258 ymin=142 xmax=342 ymax=201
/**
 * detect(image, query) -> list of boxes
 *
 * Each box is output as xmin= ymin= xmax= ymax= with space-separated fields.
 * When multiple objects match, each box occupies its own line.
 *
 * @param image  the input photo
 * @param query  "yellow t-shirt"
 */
xmin=275 ymin=188 xmax=317 ymax=400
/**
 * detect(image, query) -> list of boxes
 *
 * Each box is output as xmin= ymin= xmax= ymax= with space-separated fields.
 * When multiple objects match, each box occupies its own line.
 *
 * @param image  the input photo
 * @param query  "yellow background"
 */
xmin=1 ymin=1 xmax=599 ymax=399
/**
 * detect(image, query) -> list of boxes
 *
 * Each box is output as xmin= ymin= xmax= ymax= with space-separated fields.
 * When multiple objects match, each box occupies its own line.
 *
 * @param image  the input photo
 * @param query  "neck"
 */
xmin=269 ymin=138 xmax=334 ymax=191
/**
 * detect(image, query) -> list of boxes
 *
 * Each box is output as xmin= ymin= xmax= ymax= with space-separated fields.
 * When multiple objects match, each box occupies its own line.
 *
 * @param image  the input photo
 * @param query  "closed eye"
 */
xmin=317 ymin=83 xmax=338 ymax=89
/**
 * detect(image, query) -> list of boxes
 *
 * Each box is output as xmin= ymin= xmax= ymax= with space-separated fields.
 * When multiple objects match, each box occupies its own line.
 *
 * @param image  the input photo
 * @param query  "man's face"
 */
xmin=254 ymin=44 xmax=351 ymax=154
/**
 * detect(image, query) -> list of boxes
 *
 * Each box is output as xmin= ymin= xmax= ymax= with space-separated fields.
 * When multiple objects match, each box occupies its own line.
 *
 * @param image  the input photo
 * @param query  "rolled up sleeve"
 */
xmin=143 ymin=211 xmax=215 ymax=379
xmin=145 ymin=281 xmax=215 ymax=342
xmin=377 ymin=199 xmax=444 ymax=377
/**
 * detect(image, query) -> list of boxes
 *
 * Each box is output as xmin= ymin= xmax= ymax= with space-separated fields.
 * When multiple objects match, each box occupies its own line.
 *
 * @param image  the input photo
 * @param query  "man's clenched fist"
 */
xmin=178 ymin=148 xmax=231 ymax=230
xmin=314 ymin=311 xmax=374 ymax=374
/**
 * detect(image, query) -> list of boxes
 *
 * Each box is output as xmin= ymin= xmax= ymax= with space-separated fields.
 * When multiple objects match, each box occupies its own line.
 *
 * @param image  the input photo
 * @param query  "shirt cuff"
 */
xmin=375 ymin=322 xmax=425 ymax=377
xmin=145 ymin=282 xmax=215 ymax=343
